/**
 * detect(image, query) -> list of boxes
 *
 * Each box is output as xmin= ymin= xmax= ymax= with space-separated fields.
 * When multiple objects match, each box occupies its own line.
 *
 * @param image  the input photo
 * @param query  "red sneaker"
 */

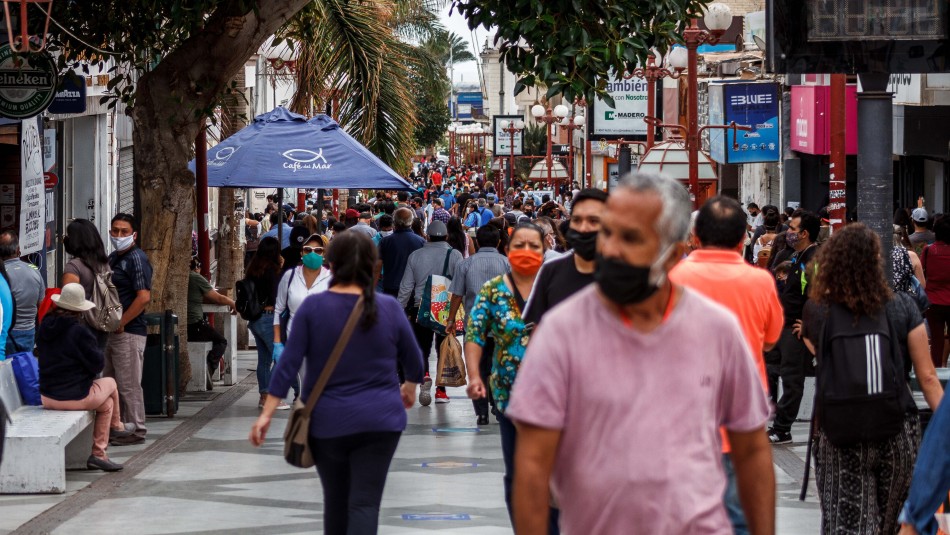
xmin=434 ymin=388 xmax=449 ymax=404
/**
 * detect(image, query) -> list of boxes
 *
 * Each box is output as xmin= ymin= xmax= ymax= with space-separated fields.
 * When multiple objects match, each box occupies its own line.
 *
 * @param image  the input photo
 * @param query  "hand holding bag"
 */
xmin=283 ymin=296 xmax=364 ymax=468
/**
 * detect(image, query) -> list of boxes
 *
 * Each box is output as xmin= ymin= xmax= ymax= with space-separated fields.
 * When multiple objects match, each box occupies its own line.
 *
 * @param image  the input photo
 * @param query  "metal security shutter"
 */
xmin=767 ymin=162 xmax=782 ymax=208
xmin=117 ymin=147 xmax=135 ymax=215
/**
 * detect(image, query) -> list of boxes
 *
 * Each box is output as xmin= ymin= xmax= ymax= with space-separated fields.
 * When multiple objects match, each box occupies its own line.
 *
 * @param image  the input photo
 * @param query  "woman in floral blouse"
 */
xmin=464 ymin=223 xmax=558 ymax=533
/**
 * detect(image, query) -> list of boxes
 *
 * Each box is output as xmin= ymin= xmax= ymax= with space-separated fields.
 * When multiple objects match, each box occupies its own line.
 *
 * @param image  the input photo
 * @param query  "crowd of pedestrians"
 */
xmin=237 ymin=166 xmax=950 ymax=534
xmin=1 ymin=157 xmax=948 ymax=534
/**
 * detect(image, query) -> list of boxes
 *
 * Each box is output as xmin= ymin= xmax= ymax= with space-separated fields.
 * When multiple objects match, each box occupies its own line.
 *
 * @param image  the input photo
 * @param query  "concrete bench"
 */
xmin=201 ymin=305 xmax=237 ymax=385
xmin=0 ymin=360 xmax=94 ymax=494
xmin=186 ymin=342 xmax=214 ymax=392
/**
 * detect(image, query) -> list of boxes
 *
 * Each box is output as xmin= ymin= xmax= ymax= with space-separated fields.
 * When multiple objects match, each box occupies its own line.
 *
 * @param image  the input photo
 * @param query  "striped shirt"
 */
xmin=449 ymin=248 xmax=510 ymax=312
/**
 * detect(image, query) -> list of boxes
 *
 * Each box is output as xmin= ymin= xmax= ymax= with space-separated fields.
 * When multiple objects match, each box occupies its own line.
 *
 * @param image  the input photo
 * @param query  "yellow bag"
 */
xmin=436 ymin=335 xmax=467 ymax=387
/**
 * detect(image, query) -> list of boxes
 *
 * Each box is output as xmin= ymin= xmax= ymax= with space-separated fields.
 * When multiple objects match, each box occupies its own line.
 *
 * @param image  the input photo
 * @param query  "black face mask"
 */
xmin=594 ymin=247 xmax=671 ymax=306
xmin=566 ymin=229 xmax=598 ymax=261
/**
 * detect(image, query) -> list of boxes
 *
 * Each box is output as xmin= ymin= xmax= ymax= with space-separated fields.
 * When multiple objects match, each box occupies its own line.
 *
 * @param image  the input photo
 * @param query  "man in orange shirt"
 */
xmin=669 ymin=196 xmax=783 ymax=535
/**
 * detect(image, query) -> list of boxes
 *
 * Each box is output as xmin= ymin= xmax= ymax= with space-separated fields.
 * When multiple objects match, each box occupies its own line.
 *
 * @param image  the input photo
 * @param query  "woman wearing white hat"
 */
xmin=35 ymin=283 xmax=132 ymax=471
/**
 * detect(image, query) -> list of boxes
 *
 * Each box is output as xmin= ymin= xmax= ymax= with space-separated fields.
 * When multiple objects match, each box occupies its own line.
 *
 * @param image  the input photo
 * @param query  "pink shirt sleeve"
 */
xmin=505 ymin=320 xmax=569 ymax=430
xmin=718 ymin=318 xmax=772 ymax=432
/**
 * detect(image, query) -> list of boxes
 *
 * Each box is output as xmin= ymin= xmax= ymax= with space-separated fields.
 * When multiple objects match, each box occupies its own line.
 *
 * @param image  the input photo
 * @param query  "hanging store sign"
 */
xmin=0 ymin=45 xmax=57 ymax=119
xmin=592 ymin=69 xmax=650 ymax=139
xmin=48 ymin=74 xmax=86 ymax=115
xmin=790 ymin=85 xmax=858 ymax=156
xmin=708 ymin=82 xmax=781 ymax=164
xmin=493 ymin=115 xmax=524 ymax=156
xmin=19 ymin=119 xmax=45 ymax=254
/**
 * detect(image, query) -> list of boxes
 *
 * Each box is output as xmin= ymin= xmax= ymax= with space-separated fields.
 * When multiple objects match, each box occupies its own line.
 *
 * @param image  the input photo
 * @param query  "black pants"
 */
xmin=499 ymin=413 xmax=560 ymax=533
xmin=187 ymin=321 xmax=227 ymax=368
xmin=410 ymin=314 xmax=445 ymax=378
xmin=764 ymin=347 xmax=781 ymax=406
xmin=772 ymin=326 xmax=808 ymax=433
xmin=472 ymin=338 xmax=496 ymax=417
xmin=308 ymin=431 xmax=401 ymax=535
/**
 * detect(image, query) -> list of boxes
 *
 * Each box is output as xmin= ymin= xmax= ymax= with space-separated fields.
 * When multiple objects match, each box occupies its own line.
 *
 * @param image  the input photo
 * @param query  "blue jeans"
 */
xmin=249 ymin=313 xmax=274 ymax=394
xmin=722 ymin=453 xmax=749 ymax=535
xmin=5 ymin=329 xmax=34 ymax=355
xmin=498 ymin=413 xmax=560 ymax=534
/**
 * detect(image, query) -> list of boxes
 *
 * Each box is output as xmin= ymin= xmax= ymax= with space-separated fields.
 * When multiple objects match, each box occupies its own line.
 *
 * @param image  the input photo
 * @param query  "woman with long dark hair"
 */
xmin=250 ymin=231 xmax=423 ymax=535
xmin=244 ymin=237 xmax=284 ymax=408
xmin=801 ymin=224 xmax=943 ymax=534
xmin=446 ymin=217 xmax=472 ymax=258
xmin=61 ymin=219 xmax=112 ymax=347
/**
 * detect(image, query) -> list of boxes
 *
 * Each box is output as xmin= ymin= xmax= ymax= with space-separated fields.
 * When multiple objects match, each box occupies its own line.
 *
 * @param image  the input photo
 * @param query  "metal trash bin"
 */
xmin=143 ymin=311 xmax=179 ymax=417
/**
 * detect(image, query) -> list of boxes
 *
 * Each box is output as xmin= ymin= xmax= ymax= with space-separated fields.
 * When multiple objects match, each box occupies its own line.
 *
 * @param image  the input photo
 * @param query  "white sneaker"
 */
xmin=275 ymin=401 xmax=291 ymax=410
xmin=419 ymin=376 xmax=433 ymax=407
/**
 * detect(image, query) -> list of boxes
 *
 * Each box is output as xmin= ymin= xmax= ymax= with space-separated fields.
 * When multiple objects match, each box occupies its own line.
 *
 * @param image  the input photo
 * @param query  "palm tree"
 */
xmin=282 ymin=0 xmax=446 ymax=175
xmin=422 ymin=29 xmax=477 ymax=67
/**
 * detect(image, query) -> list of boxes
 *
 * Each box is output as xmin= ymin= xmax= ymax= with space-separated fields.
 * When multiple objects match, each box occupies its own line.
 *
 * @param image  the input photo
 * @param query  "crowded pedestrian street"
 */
xmin=1 ymin=1 xmax=950 ymax=534
xmin=0 ymin=350 xmax=823 ymax=535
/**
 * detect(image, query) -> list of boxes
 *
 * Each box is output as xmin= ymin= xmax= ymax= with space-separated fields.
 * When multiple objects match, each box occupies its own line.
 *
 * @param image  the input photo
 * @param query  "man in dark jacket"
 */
xmin=379 ymin=208 xmax=425 ymax=297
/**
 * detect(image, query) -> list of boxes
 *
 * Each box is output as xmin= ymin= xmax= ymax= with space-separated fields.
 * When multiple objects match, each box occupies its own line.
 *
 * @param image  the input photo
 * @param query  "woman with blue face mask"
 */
xmin=273 ymin=234 xmax=332 ymax=406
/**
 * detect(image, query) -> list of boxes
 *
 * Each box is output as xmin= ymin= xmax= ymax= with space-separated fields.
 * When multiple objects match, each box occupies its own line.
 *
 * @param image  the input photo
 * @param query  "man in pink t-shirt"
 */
xmin=506 ymin=173 xmax=775 ymax=535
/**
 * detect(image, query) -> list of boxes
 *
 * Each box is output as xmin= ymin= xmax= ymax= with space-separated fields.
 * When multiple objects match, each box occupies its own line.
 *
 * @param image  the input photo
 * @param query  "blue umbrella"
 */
xmin=189 ymin=107 xmax=413 ymax=190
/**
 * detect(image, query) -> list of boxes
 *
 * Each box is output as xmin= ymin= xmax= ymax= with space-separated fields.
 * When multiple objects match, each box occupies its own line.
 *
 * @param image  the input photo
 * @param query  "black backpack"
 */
xmin=235 ymin=277 xmax=263 ymax=322
xmin=800 ymin=303 xmax=906 ymax=499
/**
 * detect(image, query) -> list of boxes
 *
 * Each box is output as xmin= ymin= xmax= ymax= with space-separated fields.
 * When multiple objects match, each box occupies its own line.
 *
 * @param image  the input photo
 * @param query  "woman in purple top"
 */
xmin=249 ymin=231 xmax=424 ymax=535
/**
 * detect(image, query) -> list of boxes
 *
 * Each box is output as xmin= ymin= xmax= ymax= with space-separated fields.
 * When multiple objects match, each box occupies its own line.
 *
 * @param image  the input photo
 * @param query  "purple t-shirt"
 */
xmin=269 ymin=291 xmax=424 ymax=438
xmin=506 ymin=286 xmax=770 ymax=534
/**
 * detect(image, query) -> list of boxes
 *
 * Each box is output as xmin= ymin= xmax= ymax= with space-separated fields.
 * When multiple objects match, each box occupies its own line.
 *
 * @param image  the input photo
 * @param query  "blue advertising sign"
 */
xmin=708 ymin=82 xmax=780 ymax=164
xmin=48 ymin=74 xmax=86 ymax=115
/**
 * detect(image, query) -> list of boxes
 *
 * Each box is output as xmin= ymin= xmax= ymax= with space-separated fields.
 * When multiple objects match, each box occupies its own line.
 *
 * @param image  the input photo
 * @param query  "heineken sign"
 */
xmin=0 ymin=45 xmax=57 ymax=119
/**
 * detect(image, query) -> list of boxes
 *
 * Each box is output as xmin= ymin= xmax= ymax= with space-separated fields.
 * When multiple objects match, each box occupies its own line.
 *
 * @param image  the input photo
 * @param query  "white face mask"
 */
xmin=110 ymin=233 xmax=135 ymax=251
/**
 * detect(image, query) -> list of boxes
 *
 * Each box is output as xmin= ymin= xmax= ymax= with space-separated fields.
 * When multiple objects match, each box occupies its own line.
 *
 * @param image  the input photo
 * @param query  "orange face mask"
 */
xmin=508 ymin=249 xmax=543 ymax=276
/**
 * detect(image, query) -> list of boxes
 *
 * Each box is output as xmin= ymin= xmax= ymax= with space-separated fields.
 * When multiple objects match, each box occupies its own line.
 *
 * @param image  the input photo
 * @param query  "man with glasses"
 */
xmin=105 ymin=213 xmax=152 ymax=445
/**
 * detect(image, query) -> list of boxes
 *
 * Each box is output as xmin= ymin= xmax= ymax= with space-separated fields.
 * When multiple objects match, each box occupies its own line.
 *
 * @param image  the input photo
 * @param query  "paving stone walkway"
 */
xmin=0 ymin=350 xmax=821 ymax=534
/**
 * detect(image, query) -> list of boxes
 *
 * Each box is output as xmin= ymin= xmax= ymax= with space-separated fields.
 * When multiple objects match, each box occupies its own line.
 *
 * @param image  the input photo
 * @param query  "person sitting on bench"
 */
xmin=35 ymin=283 xmax=133 ymax=472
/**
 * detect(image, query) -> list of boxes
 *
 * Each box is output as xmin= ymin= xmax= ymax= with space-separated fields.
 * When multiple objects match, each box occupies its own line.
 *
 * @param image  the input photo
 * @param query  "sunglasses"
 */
xmin=302 ymin=246 xmax=325 ymax=254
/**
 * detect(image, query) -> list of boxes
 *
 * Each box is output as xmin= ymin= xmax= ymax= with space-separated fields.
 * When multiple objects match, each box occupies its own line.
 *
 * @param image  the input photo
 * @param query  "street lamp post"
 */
xmin=500 ymin=119 xmax=525 ymax=192
xmin=559 ymin=111 xmax=586 ymax=185
xmin=531 ymin=103 xmax=570 ymax=185
xmin=669 ymin=3 xmax=733 ymax=208
xmin=448 ymin=124 xmax=457 ymax=167
xmin=631 ymin=54 xmax=682 ymax=149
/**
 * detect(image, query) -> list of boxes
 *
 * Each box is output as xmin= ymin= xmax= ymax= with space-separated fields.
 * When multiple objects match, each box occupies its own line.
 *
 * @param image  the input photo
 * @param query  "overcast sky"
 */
xmin=439 ymin=5 xmax=486 ymax=86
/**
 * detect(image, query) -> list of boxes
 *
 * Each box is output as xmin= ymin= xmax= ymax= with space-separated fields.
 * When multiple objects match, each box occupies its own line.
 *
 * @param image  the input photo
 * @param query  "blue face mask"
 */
xmin=301 ymin=252 xmax=324 ymax=270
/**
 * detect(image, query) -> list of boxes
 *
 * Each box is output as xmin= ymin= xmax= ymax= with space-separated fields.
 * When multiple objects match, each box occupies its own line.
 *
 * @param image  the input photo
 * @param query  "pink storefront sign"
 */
xmin=790 ymin=85 xmax=858 ymax=155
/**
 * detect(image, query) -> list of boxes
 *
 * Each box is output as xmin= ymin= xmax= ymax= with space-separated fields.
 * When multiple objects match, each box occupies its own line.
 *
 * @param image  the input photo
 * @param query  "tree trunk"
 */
xmin=128 ymin=0 xmax=313 ymax=390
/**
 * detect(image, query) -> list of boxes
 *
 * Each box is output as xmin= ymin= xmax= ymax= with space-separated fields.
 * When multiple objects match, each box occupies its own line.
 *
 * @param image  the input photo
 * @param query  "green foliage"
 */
xmin=286 ymin=0 xmax=450 ymax=175
xmin=516 ymin=122 xmax=547 ymax=178
xmin=413 ymin=92 xmax=451 ymax=149
xmin=421 ymin=29 xmax=476 ymax=67
xmin=451 ymin=0 xmax=709 ymax=106
xmin=47 ymin=1 xmax=259 ymax=112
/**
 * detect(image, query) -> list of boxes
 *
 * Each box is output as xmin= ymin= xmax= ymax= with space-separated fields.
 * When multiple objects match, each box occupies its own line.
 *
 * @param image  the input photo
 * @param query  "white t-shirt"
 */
xmin=273 ymin=266 xmax=332 ymax=337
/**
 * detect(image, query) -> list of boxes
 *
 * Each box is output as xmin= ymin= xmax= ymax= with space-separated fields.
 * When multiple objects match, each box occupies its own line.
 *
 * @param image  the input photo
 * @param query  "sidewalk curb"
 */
xmin=10 ymin=374 xmax=254 ymax=535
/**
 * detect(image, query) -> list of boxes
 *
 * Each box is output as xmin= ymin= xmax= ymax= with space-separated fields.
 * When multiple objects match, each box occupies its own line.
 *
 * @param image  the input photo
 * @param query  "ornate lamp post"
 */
xmin=668 ymin=3 xmax=733 ymax=208
xmin=500 ymin=119 xmax=524 ymax=191
xmin=559 ymin=108 xmax=586 ymax=185
xmin=631 ymin=54 xmax=682 ymax=149
xmin=531 ymin=103 xmax=570 ymax=185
